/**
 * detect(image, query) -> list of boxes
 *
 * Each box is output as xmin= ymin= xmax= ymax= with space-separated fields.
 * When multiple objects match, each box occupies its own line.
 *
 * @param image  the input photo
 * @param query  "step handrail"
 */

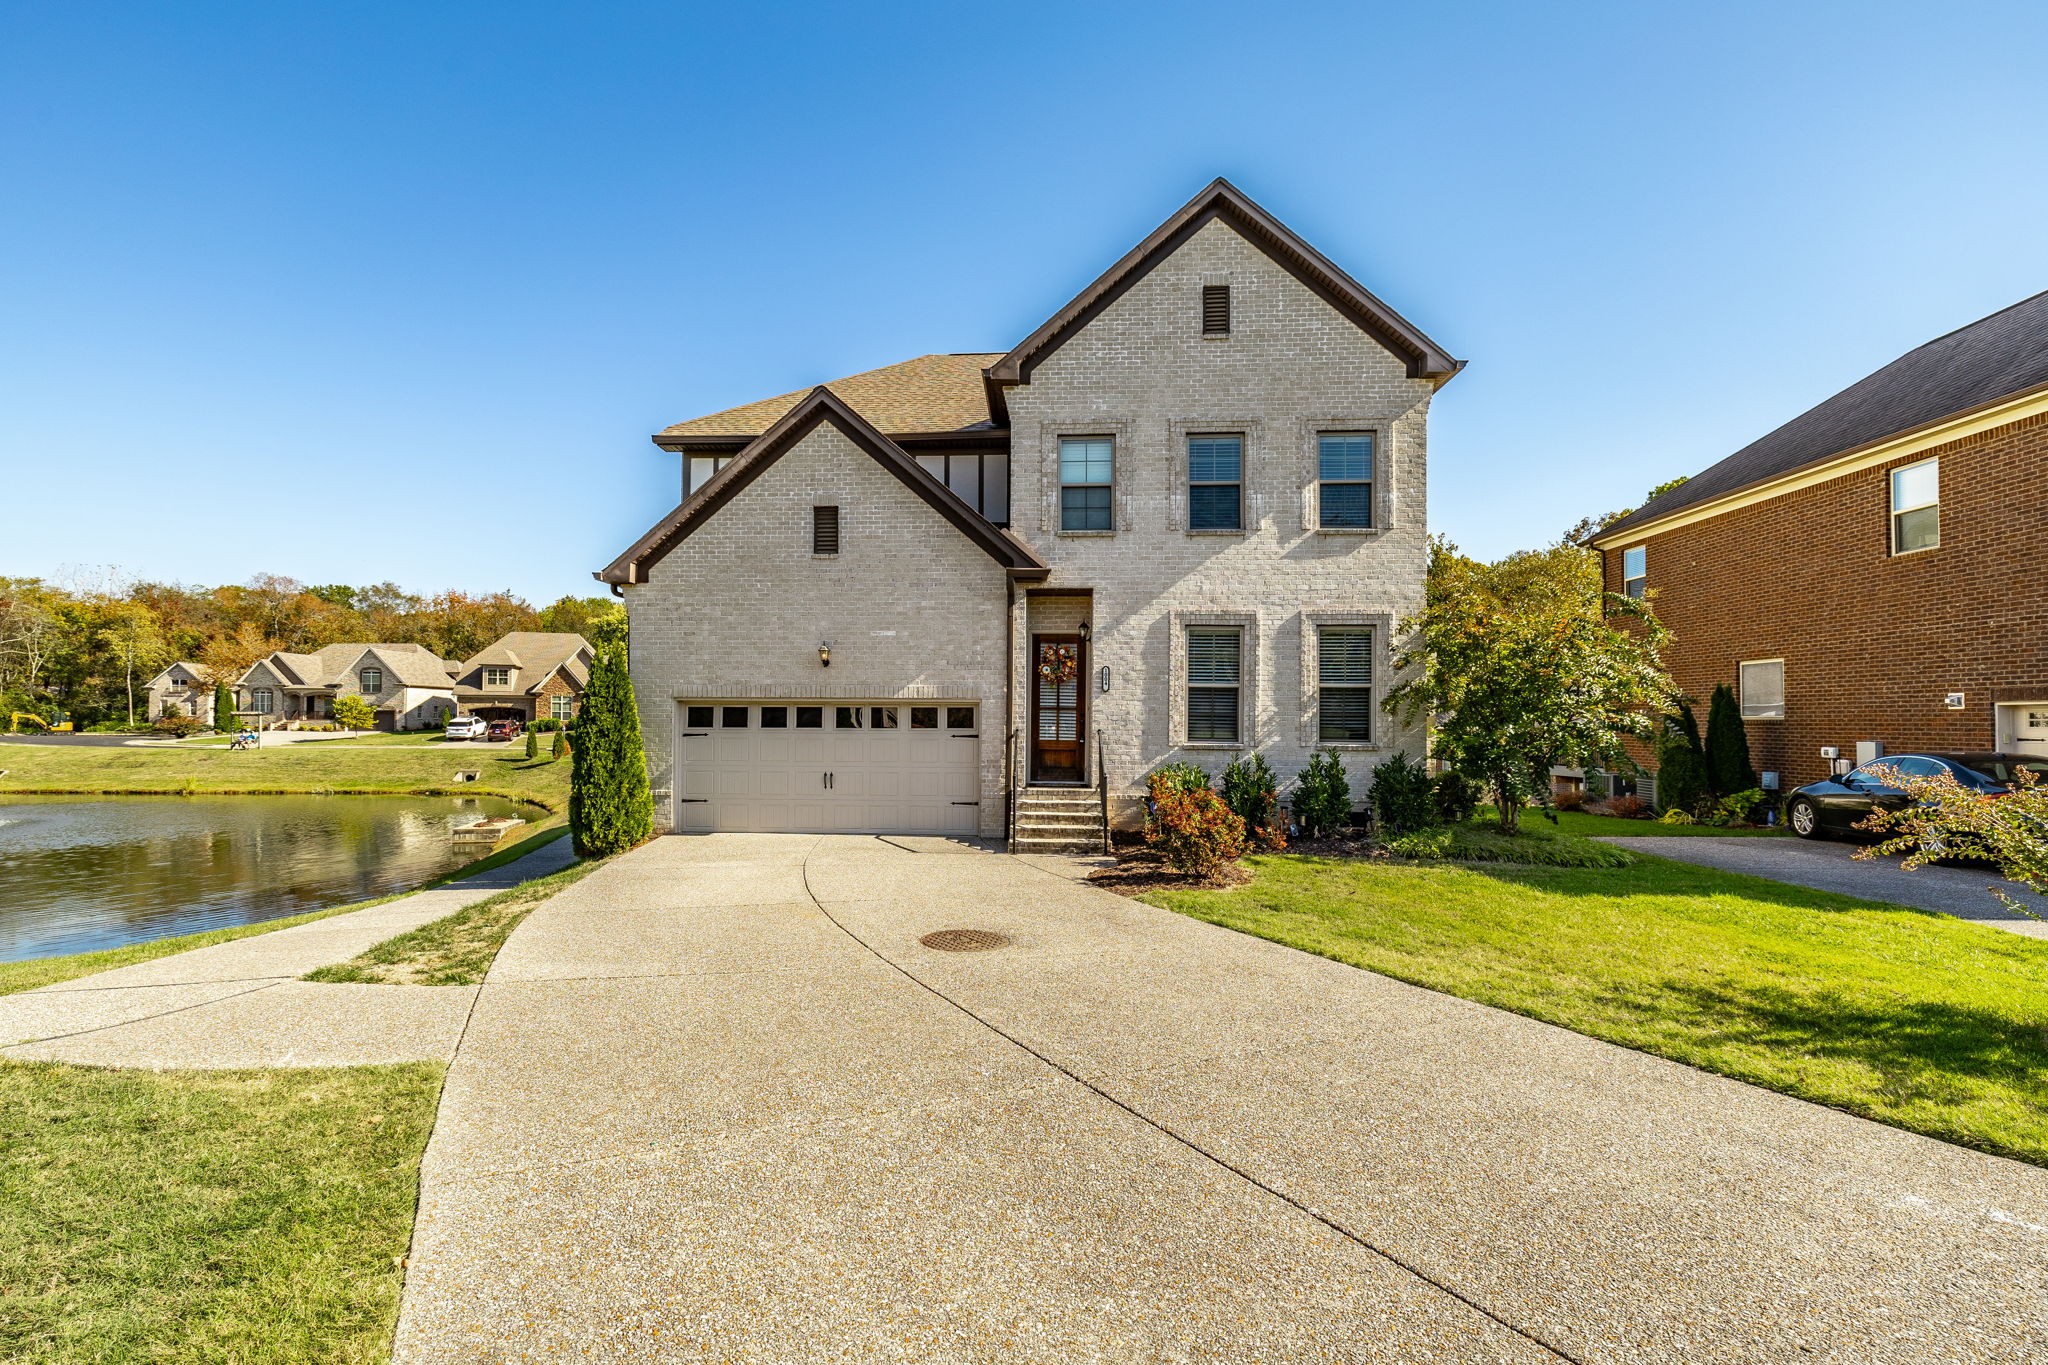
xmin=1095 ymin=728 xmax=1110 ymax=855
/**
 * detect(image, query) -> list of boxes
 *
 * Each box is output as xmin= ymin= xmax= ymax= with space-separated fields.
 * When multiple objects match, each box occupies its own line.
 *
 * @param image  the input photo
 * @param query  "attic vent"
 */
xmin=1202 ymin=285 xmax=1231 ymax=335
xmin=813 ymin=505 xmax=840 ymax=556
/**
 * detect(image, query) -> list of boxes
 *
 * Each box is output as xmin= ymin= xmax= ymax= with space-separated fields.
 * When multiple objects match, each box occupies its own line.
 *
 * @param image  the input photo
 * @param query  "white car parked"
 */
xmin=444 ymin=715 xmax=488 ymax=741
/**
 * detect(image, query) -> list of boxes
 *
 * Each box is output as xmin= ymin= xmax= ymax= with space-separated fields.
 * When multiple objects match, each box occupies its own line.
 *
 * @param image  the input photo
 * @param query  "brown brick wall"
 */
xmin=1604 ymin=412 xmax=2048 ymax=790
xmin=535 ymin=669 xmax=581 ymax=722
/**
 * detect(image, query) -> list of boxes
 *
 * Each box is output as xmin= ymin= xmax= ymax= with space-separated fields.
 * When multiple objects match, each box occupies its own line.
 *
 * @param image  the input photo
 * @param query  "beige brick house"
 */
xmin=600 ymin=180 xmax=1461 ymax=847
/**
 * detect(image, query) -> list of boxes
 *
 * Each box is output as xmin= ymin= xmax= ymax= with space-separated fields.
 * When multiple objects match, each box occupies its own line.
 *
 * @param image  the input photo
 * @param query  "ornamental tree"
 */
xmin=213 ymin=680 xmax=235 ymax=733
xmin=1704 ymin=682 xmax=1759 ymax=797
xmin=1855 ymin=762 xmax=2047 ymax=921
xmin=568 ymin=640 xmax=652 ymax=856
xmin=1386 ymin=536 xmax=1676 ymax=834
xmin=331 ymin=694 xmax=376 ymax=734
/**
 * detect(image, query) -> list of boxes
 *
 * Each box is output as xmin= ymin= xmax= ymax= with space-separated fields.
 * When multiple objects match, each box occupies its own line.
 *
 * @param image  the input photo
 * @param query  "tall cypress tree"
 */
xmin=1657 ymin=702 xmax=1711 ymax=818
xmin=568 ymin=641 xmax=653 ymax=856
xmin=213 ymin=681 xmax=235 ymax=733
xmin=1705 ymin=682 xmax=1759 ymax=796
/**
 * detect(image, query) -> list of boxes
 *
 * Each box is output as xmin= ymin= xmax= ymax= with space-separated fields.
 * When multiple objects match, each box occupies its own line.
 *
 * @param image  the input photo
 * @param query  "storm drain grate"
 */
xmin=919 ymin=929 xmax=1011 ymax=953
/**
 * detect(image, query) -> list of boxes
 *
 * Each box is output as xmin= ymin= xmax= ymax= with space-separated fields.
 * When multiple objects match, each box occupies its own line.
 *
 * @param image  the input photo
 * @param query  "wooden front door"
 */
xmin=1030 ymin=634 xmax=1086 ymax=783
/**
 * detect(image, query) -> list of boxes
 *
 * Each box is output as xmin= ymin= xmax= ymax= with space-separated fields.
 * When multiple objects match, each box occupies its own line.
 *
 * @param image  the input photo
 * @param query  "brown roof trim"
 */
xmin=655 ymin=428 xmax=1011 ymax=454
xmin=598 ymin=387 xmax=1048 ymax=586
xmin=983 ymin=178 xmax=1462 ymax=423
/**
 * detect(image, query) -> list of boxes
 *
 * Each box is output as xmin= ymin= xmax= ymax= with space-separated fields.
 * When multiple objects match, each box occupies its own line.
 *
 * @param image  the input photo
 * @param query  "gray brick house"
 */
xmin=600 ymin=180 xmax=1461 ymax=847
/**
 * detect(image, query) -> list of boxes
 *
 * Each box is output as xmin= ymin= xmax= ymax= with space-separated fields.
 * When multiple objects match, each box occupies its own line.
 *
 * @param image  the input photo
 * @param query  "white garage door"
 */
xmin=676 ymin=701 xmax=982 ymax=835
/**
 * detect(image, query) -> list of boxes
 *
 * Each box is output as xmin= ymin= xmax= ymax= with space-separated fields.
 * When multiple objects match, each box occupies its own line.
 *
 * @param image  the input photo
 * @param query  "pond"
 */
xmin=0 ymin=794 xmax=535 ymax=962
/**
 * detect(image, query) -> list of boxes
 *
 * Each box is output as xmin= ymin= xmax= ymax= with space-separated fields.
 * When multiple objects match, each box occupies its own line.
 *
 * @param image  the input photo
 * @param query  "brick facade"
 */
xmin=1602 ymin=411 xmax=2048 ymax=790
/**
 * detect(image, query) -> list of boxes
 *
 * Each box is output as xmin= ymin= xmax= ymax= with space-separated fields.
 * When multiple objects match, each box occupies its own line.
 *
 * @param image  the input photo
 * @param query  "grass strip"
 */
xmin=0 ymin=823 xmax=570 ymax=998
xmin=1146 ymin=852 xmax=2048 ymax=1166
xmin=0 ymin=1059 xmax=441 ymax=1363
xmin=306 ymin=853 xmax=601 ymax=986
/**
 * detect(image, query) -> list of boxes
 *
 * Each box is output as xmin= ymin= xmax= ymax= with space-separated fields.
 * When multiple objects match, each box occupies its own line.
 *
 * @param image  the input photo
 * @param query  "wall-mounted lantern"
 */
xmin=1080 ymin=621 xmax=1092 ymax=643
xmin=818 ymin=643 xmax=831 ymax=668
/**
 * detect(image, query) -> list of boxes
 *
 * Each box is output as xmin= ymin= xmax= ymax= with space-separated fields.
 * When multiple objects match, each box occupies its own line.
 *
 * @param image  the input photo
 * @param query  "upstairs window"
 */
xmin=1622 ymin=546 xmax=1647 ymax=598
xmin=1318 ymin=433 xmax=1374 ymax=529
xmin=1739 ymin=659 xmax=1784 ymax=719
xmin=914 ymin=450 xmax=1010 ymax=524
xmin=1186 ymin=627 xmax=1242 ymax=743
xmin=1202 ymin=284 xmax=1231 ymax=334
xmin=1188 ymin=434 xmax=1243 ymax=531
xmin=1891 ymin=458 xmax=1939 ymax=554
xmin=482 ymin=667 xmax=511 ymax=689
xmin=813 ymin=505 xmax=840 ymax=556
xmin=359 ymin=667 xmax=382 ymax=694
xmin=1059 ymin=437 xmax=1114 ymax=532
xmin=687 ymin=454 xmax=734 ymax=496
xmin=1317 ymin=627 xmax=1373 ymax=743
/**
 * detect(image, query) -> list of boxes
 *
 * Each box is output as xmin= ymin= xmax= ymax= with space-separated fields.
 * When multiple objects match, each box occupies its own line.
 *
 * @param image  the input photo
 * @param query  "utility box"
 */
xmin=1855 ymin=740 xmax=1885 ymax=766
xmin=1760 ymin=772 xmax=1779 ymax=791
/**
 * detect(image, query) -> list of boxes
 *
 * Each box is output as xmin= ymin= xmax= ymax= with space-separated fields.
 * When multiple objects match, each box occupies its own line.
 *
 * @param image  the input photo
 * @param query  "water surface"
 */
xmin=0 ymin=794 xmax=531 ymax=961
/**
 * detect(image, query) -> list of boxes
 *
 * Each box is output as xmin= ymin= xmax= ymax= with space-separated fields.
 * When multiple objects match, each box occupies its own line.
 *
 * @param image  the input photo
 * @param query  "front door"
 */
xmin=1030 ymin=634 xmax=1085 ymax=783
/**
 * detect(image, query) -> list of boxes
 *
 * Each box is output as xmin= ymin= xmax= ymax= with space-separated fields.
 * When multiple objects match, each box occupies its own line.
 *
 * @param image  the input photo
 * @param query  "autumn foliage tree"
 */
xmin=1387 ymin=536 xmax=1676 ymax=834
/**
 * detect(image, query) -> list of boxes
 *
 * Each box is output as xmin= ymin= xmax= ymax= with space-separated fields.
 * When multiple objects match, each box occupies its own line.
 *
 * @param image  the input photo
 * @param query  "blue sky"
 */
xmin=4 ymin=2 xmax=2046 ymax=603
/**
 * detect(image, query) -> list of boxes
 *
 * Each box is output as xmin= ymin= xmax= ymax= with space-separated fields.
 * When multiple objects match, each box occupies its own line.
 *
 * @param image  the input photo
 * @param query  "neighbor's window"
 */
xmin=252 ymin=687 xmax=273 ymax=714
xmin=551 ymin=694 xmax=574 ymax=721
xmin=687 ymin=454 xmax=734 ymax=495
xmin=1318 ymin=433 xmax=1374 ymax=529
xmin=482 ymin=666 xmax=511 ymax=689
xmin=1317 ymin=627 xmax=1373 ymax=743
xmin=1059 ymin=437 xmax=1113 ymax=532
xmin=359 ymin=667 xmax=382 ymax=694
xmin=1739 ymin=659 xmax=1785 ymax=719
xmin=1891 ymin=457 xmax=1939 ymax=554
xmin=1186 ymin=627 xmax=1242 ymax=743
xmin=1622 ymin=546 xmax=1647 ymax=598
xmin=1188 ymin=434 xmax=1243 ymax=531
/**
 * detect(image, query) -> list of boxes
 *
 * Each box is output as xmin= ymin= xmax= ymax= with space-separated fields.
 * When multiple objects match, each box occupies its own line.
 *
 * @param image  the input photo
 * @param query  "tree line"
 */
xmin=0 ymin=573 xmax=616 ymax=727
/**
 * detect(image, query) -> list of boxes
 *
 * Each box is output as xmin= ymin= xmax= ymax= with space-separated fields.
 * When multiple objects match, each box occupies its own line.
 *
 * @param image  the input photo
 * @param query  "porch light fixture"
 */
xmin=818 ymin=643 xmax=831 ymax=668
xmin=1080 ymin=621 xmax=1092 ymax=643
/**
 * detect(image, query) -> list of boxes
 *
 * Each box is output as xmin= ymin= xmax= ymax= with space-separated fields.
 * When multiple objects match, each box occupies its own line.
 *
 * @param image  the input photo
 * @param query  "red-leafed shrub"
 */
xmin=1146 ymin=771 xmax=1249 ymax=878
xmin=1587 ymin=793 xmax=1651 ymax=820
xmin=1551 ymin=784 xmax=1586 ymax=812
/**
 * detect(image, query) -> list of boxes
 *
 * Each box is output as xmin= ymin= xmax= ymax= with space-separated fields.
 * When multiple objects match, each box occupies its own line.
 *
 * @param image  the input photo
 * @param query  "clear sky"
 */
xmin=5 ymin=2 xmax=2046 ymax=603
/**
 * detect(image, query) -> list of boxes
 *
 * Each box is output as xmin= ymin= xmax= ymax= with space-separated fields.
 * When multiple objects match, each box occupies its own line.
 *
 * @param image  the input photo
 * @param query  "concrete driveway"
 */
xmin=395 ymin=834 xmax=2048 ymax=1364
xmin=1614 ymin=835 xmax=2048 ymax=938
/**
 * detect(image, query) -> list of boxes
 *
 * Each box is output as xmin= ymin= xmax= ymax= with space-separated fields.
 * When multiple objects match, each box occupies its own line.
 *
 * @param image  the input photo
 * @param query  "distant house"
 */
xmin=448 ymin=632 xmax=592 ymax=725
xmin=234 ymin=632 xmax=593 ymax=731
xmin=237 ymin=643 xmax=461 ymax=731
xmin=143 ymin=662 xmax=211 ymax=721
xmin=1590 ymin=288 xmax=2048 ymax=790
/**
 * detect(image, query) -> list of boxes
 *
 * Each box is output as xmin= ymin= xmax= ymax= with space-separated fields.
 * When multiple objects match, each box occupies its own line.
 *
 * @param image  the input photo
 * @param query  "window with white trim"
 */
xmin=1186 ymin=627 xmax=1242 ymax=743
xmin=1188 ymin=434 xmax=1243 ymax=531
xmin=1058 ymin=437 xmax=1113 ymax=532
xmin=1891 ymin=457 xmax=1939 ymax=554
xmin=687 ymin=455 xmax=734 ymax=495
xmin=252 ymin=687 xmax=273 ymax=714
xmin=1317 ymin=433 xmax=1375 ymax=529
xmin=482 ymin=667 xmax=512 ymax=689
xmin=551 ymin=694 xmax=573 ymax=721
xmin=1317 ymin=627 xmax=1373 ymax=743
xmin=1622 ymin=546 xmax=1647 ymax=598
xmin=1739 ymin=659 xmax=1784 ymax=719
xmin=359 ymin=667 xmax=382 ymax=694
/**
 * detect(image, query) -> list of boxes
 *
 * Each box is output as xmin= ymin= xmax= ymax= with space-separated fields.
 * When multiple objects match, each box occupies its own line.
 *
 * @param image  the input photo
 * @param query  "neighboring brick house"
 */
xmin=237 ymin=643 xmax=461 ymax=731
xmin=142 ymin=661 xmax=211 ymax=721
xmin=599 ymin=180 xmax=1461 ymax=845
xmin=448 ymin=632 xmax=592 ymax=724
xmin=1590 ymin=289 xmax=2048 ymax=793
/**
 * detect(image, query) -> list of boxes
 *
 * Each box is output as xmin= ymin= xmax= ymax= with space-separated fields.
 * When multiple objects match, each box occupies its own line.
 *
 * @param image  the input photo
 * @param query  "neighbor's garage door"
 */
xmin=676 ymin=701 xmax=981 ymax=835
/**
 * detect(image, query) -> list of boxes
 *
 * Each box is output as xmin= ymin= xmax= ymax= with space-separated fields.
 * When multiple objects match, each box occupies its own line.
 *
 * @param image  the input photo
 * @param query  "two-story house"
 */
xmin=143 ymin=661 xmax=213 ymax=722
xmin=447 ymin=632 xmax=593 ymax=725
xmin=234 ymin=631 xmax=593 ymax=731
xmin=1590 ymin=288 xmax=2048 ymax=790
xmin=599 ymin=180 xmax=1461 ymax=847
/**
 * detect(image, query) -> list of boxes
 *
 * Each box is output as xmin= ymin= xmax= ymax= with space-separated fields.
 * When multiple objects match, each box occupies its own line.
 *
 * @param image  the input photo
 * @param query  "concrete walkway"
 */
xmin=1612 ymin=834 xmax=2048 ymax=938
xmin=0 ymin=834 xmax=577 ymax=1068
xmin=396 ymin=834 xmax=2048 ymax=1364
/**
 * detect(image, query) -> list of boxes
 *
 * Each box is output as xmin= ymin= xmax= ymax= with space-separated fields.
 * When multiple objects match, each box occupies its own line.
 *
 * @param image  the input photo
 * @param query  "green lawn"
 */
xmin=0 ymin=823 xmax=571 ymax=997
xmin=1146 ymin=853 xmax=2048 ymax=1166
xmin=0 ymin=1060 xmax=441 ymax=1363
xmin=1528 ymin=807 xmax=1787 ymax=838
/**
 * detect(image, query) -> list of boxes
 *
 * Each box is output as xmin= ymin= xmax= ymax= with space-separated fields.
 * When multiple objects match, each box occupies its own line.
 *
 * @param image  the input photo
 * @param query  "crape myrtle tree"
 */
xmin=1386 ymin=535 xmax=1675 ymax=834
xmin=569 ymin=632 xmax=652 ymax=857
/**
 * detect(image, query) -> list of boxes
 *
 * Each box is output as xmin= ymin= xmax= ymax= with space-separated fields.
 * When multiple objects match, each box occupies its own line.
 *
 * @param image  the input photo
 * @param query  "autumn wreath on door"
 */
xmin=1037 ymin=642 xmax=1078 ymax=686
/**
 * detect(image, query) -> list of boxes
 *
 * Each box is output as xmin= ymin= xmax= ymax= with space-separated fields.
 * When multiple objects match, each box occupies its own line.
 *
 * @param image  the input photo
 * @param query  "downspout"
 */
xmin=1004 ymin=578 xmax=1016 ymax=849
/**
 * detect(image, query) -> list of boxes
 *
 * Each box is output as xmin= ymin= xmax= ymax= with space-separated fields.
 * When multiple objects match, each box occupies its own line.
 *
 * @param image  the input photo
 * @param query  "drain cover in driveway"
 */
xmin=919 ymin=929 xmax=1010 ymax=952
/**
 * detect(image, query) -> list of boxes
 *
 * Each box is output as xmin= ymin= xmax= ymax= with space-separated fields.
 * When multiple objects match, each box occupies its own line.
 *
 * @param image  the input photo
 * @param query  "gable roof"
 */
xmin=147 ymin=661 xmax=205 ymax=686
xmin=460 ymin=632 xmax=591 ymax=690
xmin=983 ymin=178 xmax=1462 ymax=422
xmin=657 ymin=354 xmax=1003 ymax=445
xmin=242 ymin=643 xmax=453 ymax=690
xmin=1599 ymin=288 xmax=2048 ymax=542
xmin=601 ymin=387 xmax=1048 ymax=586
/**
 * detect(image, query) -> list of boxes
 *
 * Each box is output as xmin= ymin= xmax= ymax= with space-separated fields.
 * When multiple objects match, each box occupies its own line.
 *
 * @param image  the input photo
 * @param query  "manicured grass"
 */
xmin=1386 ymin=819 xmax=1638 ymax=867
xmin=0 ymin=739 xmax=569 ymax=810
xmin=1146 ymin=853 xmax=2048 ymax=1166
xmin=1536 ymin=808 xmax=1787 ymax=838
xmin=0 ymin=823 xmax=571 ymax=998
xmin=307 ymin=853 xmax=601 ymax=986
xmin=0 ymin=1060 xmax=441 ymax=1363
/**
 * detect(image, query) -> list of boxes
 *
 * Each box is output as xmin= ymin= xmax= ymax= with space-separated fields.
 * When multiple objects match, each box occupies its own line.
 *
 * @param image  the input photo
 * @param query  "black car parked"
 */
xmin=1784 ymin=752 xmax=2047 ymax=839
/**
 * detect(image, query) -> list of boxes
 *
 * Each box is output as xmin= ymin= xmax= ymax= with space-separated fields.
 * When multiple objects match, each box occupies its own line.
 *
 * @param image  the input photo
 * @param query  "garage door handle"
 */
xmin=952 ymin=734 xmax=979 ymax=739
xmin=951 ymin=801 xmax=980 ymax=806
xmin=682 ymin=732 xmax=708 ymax=738
xmin=677 ymin=798 xmax=708 ymax=803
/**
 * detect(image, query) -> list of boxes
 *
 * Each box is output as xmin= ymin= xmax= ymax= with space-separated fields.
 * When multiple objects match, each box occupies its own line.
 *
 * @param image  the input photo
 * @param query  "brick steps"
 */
xmin=1013 ymin=786 xmax=1108 ymax=855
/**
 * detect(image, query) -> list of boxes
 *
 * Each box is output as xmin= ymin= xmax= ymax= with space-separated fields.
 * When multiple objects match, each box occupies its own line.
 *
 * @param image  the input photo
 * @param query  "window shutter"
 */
xmin=813 ymin=505 xmax=839 ymax=555
xmin=1187 ymin=628 xmax=1241 ymax=685
xmin=1317 ymin=628 xmax=1372 ymax=687
xmin=1202 ymin=285 xmax=1230 ymax=334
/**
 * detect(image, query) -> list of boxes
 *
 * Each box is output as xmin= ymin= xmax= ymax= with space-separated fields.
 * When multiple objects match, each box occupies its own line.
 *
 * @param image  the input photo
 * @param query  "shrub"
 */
xmin=1655 ymin=703 xmax=1711 ymax=818
xmin=212 ymin=682 xmax=235 ymax=733
xmin=1145 ymin=775 xmax=1248 ymax=878
xmin=1434 ymin=770 xmax=1482 ymax=823
xmin=1588 ymin=793 xmax=1652 ymax=820
xmin=1707 ymin=787 xmax=1768 ymax=827
xmin=152 ymin=715 xmax=206 ymax=737
xmin=532 ymin=717 xmax=561 ymax=732
xmin=1550 ymin=783 xmax=1586 ymax=812
xmin=1368 ymin=751 xmax=1435 ymax=835
xmin=1150 ymin=761 xmax=1211 ymax=795
xmin=332 ymin=694 xmax=377 ymax=733
xmin=1704 ymin=682 xmax=1759 ymax=797
xmin=1856 ymin=763 xmax=2048 ymax=918
xmin=569 ymin=642 xmax=652 ymax=856
xmin=1292 ymin=749 xmax=1353 ymax=839
xmin=525 ymin=729 xmax=539 ymax=760
xmin=551 ymin=728 xmax=566 ymax=761
xmin=1219 ymin=752 xmax=1286 ymax=850
xmin=1657 ymin=808 xmax=1695 ymax=825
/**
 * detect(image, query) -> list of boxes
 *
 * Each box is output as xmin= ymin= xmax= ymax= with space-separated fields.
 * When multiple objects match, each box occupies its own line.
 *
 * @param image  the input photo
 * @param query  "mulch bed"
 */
xmin=1280 ymin=833 xmax=1388 ymax=859
xmin=1086 ymin=847 xmax=1254 ymax=896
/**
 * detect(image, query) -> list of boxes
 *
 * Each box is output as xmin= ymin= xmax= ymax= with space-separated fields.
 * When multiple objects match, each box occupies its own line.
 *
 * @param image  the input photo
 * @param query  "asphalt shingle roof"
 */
xmin=1603 ymin=289 xmax=2048 ymax=538
xmin=658 ymin=354 xmax=1001 ymax=440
